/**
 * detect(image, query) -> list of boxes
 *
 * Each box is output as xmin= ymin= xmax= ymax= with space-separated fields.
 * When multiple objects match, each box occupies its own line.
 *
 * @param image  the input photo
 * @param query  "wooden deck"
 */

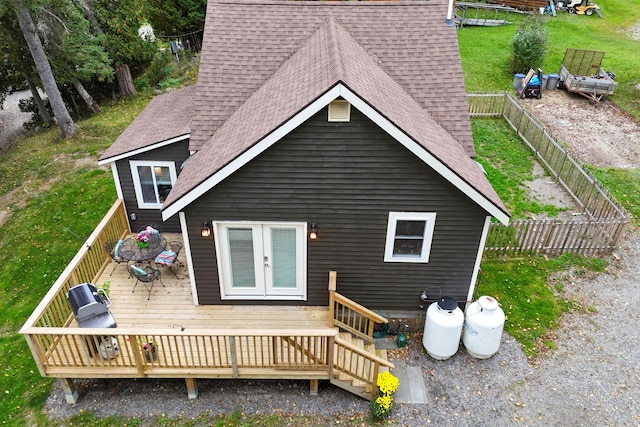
xmin=20 ymin=201 xmax=392 ymax=403
xmin=102 ymin=233 xmax=329 ymax=331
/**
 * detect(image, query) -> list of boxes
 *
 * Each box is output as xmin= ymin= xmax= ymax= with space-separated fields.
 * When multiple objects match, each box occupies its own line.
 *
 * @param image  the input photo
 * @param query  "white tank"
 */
xmin=422 ymin=296 xmax=464 ymax=360
xmin=463 ymin=295 xmax=505 ymax=359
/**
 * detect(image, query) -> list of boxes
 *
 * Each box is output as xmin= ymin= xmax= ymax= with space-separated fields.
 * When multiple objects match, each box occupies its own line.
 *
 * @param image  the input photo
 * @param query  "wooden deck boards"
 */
xmin=99 ymin=233 xmax=330 ymax=331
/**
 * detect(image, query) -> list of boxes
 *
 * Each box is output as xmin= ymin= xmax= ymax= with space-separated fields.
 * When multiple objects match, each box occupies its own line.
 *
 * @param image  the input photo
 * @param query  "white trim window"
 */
xmin=384 ymin=212 xmax=436 ymax=263
xmin=130 ymin=161 xmax=177 ymax=209
xmin=214 ymin=222 xmax=307 ymax=300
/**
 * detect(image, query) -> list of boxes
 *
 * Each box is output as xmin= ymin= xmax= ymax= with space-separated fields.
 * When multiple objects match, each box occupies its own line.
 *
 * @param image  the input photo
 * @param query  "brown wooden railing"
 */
xmin=327 ymin=271 xmax=389 ymax=343
xmin=26 ymin=199 xmax=130 ymax=331
xmin=332 ymin=337 xmax=393 ymax=398
xmin=20 ymin=327 xmax=337 ymax=378
xmin=468 ymin=93 xmax=629 ymax=255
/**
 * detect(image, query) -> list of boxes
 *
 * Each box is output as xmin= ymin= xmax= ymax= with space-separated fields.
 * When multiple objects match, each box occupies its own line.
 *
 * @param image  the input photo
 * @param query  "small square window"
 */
xmin=130 ymin=161 xmax=177 ymax=209
xmin=384 ymin=212 xmax=436 ymax=263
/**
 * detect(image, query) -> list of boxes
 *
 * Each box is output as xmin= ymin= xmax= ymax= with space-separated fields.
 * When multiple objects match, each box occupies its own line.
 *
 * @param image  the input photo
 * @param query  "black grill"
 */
xmin=66 ymin=283 xmax=118 ymax=358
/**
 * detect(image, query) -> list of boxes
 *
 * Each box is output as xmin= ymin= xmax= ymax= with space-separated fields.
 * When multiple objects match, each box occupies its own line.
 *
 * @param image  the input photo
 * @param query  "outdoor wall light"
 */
xmin=201 ymin=221 xmax=212 ymax=238
xmin=309 ymin=223 xmax=318 ymax=240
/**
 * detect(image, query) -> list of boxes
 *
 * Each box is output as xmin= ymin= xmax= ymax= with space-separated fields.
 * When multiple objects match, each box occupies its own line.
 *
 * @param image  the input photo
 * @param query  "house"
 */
xmin=20 ymin=0 xmax=511 ymax=404
xmin=98 ymin=0 xmax=509 ymax=312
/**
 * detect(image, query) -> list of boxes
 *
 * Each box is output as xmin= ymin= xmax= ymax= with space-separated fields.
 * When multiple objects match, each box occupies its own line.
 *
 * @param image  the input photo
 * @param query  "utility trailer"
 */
xmin=558 ymin=49 xmax=616 ymax=102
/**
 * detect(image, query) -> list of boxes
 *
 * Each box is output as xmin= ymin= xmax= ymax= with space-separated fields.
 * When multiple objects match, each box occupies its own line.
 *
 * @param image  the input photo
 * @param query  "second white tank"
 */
xmin=462 ymin=295 xmax=505 ymax=359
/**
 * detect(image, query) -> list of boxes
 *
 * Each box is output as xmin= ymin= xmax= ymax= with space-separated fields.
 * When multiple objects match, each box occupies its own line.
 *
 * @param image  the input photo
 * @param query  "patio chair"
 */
xmin=154 ymin=241 xmax=184 ymax=278
xmin=130 ymin=265 xmax=165 ymax=300
xmin=104 ymin=239 xmax=129 ymax=276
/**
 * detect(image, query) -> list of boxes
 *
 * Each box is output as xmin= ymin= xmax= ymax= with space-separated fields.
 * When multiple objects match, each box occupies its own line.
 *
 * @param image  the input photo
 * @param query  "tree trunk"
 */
xmin=115 ymin=64 xmax=136 ymax=96
xmin=25 ymin=73 xmax=52 ymax=124
xmin=73 ymin=80 xmax=100 ymax=113
xmin=14 ymin=0 xmax=78 ymax=137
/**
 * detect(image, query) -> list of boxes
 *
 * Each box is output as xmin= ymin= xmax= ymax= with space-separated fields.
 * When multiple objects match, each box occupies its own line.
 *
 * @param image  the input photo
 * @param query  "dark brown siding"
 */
xmin=116 ymin=139 xmax=190 ymax=233
xmin=185 ymin=108 xmax=487 ymax=310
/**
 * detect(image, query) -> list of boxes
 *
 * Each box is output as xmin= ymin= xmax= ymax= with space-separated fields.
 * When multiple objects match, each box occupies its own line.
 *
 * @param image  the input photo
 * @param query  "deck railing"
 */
xmin=20 ymin=327 xmax=337 ymax=378
xmin=327 ymin=271 xmax=389 ymax=343
xmin=468 ymin=93 xmax=629 ymax=255
xmin=26 ymin=199 xmax=130 ymax=331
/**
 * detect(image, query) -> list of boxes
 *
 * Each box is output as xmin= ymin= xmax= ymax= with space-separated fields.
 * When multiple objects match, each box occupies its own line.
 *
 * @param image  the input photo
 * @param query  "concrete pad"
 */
xmin=391 ymin=360 xmax=427 ymax=404
xmin=374 ymin=337 xmax=398 ymax=350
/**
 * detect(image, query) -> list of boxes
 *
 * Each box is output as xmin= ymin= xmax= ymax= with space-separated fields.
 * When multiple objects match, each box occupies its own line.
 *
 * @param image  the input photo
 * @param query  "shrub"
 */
xmin=510 ymin=15 xmax=548 ymax=74
xmin=370 ymin=372 xmax=400 ymax=419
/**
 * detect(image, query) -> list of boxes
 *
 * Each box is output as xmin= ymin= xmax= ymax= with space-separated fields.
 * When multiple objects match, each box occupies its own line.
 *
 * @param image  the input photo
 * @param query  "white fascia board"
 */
xmin=162 ymin=86 xmax=342 ymax=220
xmin=162 ymin=83 xmax=508 ymax=224
xmin=97 ymin=134 xmax=190 ymax=165
xmin=337 ymin=86 xmax=510 ymax=225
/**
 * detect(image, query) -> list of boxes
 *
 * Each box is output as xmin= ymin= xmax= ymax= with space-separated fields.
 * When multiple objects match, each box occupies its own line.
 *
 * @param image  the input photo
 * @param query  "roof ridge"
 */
xmin=325 ymin=17 xmax=345 ymax=82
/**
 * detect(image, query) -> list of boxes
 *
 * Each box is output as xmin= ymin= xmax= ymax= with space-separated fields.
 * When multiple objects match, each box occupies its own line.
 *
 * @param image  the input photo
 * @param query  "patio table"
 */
xmin=119 ymin=234 xmax=167 ymax=263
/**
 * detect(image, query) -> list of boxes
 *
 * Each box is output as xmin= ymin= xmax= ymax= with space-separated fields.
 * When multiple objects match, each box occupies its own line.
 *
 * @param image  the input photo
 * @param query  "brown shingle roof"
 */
xmin=190 ymin=0 xmax=473 ymax=154
xmin=162 ymin=11 xmax=509 ymax=221
xmin=99 ymin=86 xmax=196 ymax=162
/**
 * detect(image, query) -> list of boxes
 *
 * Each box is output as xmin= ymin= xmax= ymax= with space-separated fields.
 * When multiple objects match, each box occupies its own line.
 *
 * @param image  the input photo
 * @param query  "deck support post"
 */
xmin=60 ymin=378 xmax=78 ymax=404
xmin=185 ymin=378 xmax=198 ymax=400
xmin=309 ymin=379 xmax=318 ymax=396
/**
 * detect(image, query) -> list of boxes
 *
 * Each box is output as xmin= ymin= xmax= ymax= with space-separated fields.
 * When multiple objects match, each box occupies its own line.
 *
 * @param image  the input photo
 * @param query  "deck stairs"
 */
xmin=329 ymin=331 xmax=391 ymax=400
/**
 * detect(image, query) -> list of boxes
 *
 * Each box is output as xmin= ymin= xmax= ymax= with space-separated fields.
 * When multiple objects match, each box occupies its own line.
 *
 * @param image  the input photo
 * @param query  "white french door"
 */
xmin=214 ymin=222 xmax=306 ymax=300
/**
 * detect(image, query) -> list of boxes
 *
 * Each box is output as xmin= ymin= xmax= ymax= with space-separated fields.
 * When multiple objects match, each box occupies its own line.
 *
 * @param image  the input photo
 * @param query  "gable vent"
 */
xmin=328 ymin=100 xmax=351 ymax=122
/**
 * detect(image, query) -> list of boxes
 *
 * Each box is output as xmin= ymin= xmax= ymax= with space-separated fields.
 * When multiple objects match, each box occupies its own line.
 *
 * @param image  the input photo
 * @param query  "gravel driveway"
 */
xmin=43 ymin=226 xmax=640 ymax=426
xmin=0 ymin=89 xmax=31 ymax=151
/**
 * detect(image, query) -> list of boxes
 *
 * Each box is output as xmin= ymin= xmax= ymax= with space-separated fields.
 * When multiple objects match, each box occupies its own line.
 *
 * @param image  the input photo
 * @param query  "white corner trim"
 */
xmin=466 ymin=215 xmax=492 ymax=307
xmin=98 ymin=134 xmax=190 ymax=165
xmin=179 ymin=212 xmax=200 ymax=306
xmin=110 ymin=163 xmax=124 ymax=201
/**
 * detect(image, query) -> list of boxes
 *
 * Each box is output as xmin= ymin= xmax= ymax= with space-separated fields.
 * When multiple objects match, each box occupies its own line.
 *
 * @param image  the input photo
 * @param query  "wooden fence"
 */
xmin=468 ymin=93 xmax=629 ymax=255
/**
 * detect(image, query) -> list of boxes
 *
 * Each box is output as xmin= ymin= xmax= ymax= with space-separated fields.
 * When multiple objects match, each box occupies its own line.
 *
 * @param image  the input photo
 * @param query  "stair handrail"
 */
xmin=328 ymin=271 xmax=389 ymax=343
xmin=332 ymin=336 xmax=394 ymax=398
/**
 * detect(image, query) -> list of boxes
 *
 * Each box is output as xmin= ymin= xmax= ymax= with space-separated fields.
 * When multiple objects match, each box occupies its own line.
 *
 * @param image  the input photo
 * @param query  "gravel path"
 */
xmin=43 ymin=226 xmax=640 ymax=426
xmin=0 ymin=89 xmax=31 ymax=152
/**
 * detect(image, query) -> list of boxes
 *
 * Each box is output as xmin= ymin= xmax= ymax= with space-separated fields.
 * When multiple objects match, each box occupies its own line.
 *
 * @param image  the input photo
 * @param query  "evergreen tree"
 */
xmin=92 ymin=0 xmax=155 ymax=95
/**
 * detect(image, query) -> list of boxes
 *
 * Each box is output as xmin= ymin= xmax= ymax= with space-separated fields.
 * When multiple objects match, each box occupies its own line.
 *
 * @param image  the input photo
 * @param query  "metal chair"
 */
xmin=129 ymin=265 xmax=165 ymax=300
xmin=154 ymin=241 xmax=184 ymax=278
xmin=103 ymin=239 xmax=130 ymax=276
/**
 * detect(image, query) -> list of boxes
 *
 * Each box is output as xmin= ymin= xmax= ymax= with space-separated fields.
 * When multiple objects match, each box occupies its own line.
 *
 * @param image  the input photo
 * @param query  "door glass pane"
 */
xmin=270 ymin=227 xmax=296 ymax=289
xmin=393 ymin=220 xmax=425 ymax=256
xmin=137 ymin=166 xmax=157 ymax=203
xmin=154 ymin=166 xmax=172 ymax=202
xmin=228 ymin=228 xmax=255 ymax=288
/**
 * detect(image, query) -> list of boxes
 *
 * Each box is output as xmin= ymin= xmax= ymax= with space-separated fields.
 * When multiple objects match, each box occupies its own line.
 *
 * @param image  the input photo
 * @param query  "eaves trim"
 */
xmin=98 ymin=134 xmax=191 ymax=165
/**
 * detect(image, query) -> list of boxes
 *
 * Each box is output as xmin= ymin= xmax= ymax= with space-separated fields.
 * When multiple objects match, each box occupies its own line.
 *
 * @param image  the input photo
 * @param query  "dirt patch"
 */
xmin=524 ymin=162 xmax=584 ymax=220
xmin=521 ymin=89 xmax=640 ymax=169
